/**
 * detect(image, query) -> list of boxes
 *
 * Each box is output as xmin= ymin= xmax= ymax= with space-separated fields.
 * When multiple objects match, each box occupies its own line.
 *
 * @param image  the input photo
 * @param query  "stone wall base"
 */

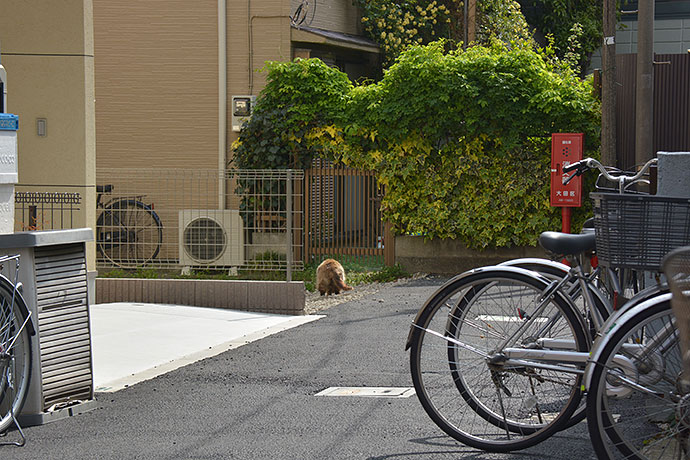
xmin=95 ymin=278 xmax=306 ymax=315
xmin=395 ymin=235 xmax=547 ymax=275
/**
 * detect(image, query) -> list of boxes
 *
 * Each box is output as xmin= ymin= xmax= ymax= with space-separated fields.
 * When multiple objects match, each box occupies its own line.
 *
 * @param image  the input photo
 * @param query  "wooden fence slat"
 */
xmin=304 ymin=161 xmax=389 ymax=265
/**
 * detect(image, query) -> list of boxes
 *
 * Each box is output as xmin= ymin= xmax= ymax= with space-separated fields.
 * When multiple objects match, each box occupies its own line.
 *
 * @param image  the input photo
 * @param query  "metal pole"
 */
xmin=635 ymin=0 xmax=655 ymax=166
xmin=601 ymin=0 xmax=617 ymax=167
xmin=286 ymin=170 xmax=293 ymax=282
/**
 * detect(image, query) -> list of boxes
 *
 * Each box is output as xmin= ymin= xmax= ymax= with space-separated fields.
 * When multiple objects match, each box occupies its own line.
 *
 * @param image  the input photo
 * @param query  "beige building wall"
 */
xmin=93 ymin=0 xmax=219 ymax=171
xmin=95 ymin=0 xmax=375 ymax=170
xmin=290 ymin=0 xmax=362 ymax=35
xmin=228 ymin=0 xmax=292 ymax=151
xmin=0 ymin=0 xmax=97 ymax=267
xmin=91 ymin=1 xmax=377 ymax=265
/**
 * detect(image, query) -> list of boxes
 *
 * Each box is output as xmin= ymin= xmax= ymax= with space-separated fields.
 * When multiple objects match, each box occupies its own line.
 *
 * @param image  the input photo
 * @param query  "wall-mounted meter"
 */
xmin=231 ymin=95 xmax=256 ymax=132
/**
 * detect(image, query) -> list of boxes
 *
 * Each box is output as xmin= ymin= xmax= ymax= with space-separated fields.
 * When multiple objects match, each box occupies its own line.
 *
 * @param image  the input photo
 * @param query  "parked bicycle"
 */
xmin=0 ymin=255 xmax=35 ymax=447
xmin=584 ymin=246 xmax=690 ymax=460
xmin=405 ymin=157 xmax=680 ymax=452
xmin=96 ymin=185 xmax=163 ymax=268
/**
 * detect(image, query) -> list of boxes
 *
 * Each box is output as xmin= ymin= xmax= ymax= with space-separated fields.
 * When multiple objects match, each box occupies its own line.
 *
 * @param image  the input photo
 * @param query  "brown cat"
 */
xmin=316 ymin=258 xmax=353 ymax=296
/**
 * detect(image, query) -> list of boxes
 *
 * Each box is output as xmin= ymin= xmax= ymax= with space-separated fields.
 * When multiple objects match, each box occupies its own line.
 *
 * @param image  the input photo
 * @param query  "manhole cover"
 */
xmin=314 ymin=387 xmax=415 ymax=398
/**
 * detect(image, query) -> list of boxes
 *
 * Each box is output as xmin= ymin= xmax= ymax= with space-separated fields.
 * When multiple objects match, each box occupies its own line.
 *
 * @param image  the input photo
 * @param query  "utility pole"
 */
xmin=468 ymin=0 xmax=476 ymax=43
xmin=601 ymin=0 xmax=617 ymax=167
xmin=635 ymin=0 xmax=655 ymax=166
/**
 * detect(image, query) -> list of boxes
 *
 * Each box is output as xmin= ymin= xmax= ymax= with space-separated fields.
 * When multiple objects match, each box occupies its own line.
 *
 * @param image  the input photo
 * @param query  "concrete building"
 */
xmin=590 ymin=0 xmax=690 ymax=68
xmin=0 ymin=0 xmax=97 ymax=266
xmin=0 ymin=0 xmax=379 ymax=271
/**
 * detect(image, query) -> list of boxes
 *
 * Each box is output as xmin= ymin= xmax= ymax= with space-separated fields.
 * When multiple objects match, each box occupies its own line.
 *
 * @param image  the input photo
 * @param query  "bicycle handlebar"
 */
xmin=561 ymin=157 xmax=657 ymax=191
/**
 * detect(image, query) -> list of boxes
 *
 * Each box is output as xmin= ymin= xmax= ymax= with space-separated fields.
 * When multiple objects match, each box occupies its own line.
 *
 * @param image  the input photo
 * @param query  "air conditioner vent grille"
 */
xmin=178 ymin=210 xmax=244 ymax=267
xmin=183 ymin=217 xmax=227 ymax=262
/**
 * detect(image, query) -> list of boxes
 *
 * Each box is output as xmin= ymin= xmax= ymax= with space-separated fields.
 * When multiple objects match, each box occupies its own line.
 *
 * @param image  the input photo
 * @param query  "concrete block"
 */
xmin=246 ymin=282 xmax=269 ymax=312
xmin=395 ymin=235 xmax=546 ymax=275
xmin=0 ymin=184 xmax=13 ymax=234
xmin=658 ymin=152 xmax=690 ymax=197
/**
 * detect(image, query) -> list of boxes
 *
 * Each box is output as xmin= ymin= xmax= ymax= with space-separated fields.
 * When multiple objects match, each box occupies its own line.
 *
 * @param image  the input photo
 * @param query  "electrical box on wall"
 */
xmin=231 ymin=95 xmax=256 ymax=132
xmin=550 ymin=133 xmax=584 ymax=207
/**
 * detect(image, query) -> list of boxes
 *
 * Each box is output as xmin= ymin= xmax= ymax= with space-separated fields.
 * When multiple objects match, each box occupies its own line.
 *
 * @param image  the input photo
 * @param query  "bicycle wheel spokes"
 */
xmin=587 ymin=301 xmax=687 ymax=460
xmin=0 ymin=285 xmax=32 ymax=435
xmin=98 ymin=201 xmax=162 ymax=268
xmin=410 ymin=272 xmax=586 ymax=452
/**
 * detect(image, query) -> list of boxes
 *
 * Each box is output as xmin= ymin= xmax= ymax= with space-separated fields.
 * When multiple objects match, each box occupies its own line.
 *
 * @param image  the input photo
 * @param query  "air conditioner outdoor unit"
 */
xmin=179 ymin=210 xmax=244 ymax=267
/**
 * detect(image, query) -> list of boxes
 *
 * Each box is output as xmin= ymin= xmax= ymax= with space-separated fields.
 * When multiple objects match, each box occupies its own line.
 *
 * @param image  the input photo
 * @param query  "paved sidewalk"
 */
xmin=91 ymin=302 xmax=322 ymax=392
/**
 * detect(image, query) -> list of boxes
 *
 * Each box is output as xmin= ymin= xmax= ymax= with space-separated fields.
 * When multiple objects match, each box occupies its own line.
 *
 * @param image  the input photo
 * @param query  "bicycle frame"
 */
xmin=584 ymin=293 xmax=674 ymax=393
xmin=410 ymin=268 xmax=674 ymax=386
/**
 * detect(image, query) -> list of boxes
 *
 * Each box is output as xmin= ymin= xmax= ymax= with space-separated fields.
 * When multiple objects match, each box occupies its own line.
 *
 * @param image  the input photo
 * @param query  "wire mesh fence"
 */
xmin=13 ymin=167 xmax=390 ymax=276
xmin=95 ymin=168 xmax=305 ymax=274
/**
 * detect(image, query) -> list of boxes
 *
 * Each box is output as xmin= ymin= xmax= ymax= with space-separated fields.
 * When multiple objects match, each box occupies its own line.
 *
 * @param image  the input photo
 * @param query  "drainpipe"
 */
xmin=219 ymin=0 xmax=227 ymax=209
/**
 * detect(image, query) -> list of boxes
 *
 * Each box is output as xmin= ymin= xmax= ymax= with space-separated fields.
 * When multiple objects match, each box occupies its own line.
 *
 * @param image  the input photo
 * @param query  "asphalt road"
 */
xmin=3 ymin=277 xmax=598 ymax=460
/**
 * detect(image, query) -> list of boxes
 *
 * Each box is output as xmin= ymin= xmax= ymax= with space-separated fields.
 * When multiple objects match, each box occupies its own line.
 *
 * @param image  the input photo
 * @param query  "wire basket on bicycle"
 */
xmin=592 ymin=193 xmax=690 ymax=271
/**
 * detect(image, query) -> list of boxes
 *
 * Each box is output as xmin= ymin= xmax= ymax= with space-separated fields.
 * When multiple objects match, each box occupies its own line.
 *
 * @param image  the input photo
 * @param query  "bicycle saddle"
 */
xmin=539 ymin=231 xmax=596 ymax=256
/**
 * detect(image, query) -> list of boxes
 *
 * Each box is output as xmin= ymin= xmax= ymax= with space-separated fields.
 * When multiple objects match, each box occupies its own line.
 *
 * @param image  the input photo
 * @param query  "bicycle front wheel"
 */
xmin=0 ymin=280 xmax=33 ymax=433
xmin=408 ymin=268 xmax=588 ymax=452
xmin=586 ymin=298 xmax=685 ymax=460
xmin=97 ymin=200 xmax=163 ymax=268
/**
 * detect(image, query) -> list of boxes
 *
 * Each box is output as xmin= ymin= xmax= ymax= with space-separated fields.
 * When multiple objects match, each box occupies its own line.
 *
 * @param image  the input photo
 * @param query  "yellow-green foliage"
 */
xmin=355 ymin=0 xmax=533 ymax=66
xmin=237 ymin=42 xmax=601 ymax=249
xmin=334 ymin=42 xmax=600 ymax=248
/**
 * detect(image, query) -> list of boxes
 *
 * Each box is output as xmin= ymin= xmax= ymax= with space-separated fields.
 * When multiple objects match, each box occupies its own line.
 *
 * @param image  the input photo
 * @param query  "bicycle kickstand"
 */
xmin=0 ymin=409 xmax=27 ymax=447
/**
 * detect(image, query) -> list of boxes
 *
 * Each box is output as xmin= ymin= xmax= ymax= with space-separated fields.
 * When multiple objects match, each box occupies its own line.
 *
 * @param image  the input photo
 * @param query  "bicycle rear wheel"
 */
xmin=97 ymin=200 xmax=162 ymax=268
xmin=587 ymin=298 xmax=683 ymax=459
xmin=408 ymin=268 xmax=588 ymax=452
xmin=0 ymin=280 xmax=33 ymax=433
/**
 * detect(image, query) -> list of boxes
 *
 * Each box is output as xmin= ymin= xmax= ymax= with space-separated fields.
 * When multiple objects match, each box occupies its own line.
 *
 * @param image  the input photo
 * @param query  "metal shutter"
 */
xmin=35 ymin=243 xmax=92 ymax=410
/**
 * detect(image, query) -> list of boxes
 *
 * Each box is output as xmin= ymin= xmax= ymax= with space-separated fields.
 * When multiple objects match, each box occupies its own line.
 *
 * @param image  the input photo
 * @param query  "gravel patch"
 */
xmin=303 ymin=273 xmax=430 ymax=315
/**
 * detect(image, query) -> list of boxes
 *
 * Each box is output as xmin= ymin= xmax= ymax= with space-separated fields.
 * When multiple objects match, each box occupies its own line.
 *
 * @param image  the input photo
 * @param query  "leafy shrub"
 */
xmin=232 ymin=59 xmax=352 ymax=169
xmin=234 ymin=41 xmax=600 ymax=250
xmin=231 ymin=59 xmax=352 ymax=228
xmin=332 ymin=41 xmax=600 ymax=248
xmin=355 ymin=0 xmax=532 ymax=66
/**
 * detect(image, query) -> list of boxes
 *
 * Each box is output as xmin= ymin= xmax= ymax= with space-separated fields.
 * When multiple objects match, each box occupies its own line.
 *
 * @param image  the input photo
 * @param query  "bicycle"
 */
xmin=585 ymin=243 xmax=690 ymax=460
xmin=565 ymin=158 xmax=659 ymax=306
xmin=406 ymin=157 xmax=668 ymax=452
xmin=0 ymin=254 xmax=35 ymax=447
xmin=96 ymin=184 xmax=163 ymax=268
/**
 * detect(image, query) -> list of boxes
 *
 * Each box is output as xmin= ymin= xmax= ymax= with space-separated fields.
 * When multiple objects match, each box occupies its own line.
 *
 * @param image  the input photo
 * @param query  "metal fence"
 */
xmin=14 ymin=186 xmax=82 ymax=231
xmin=14 ymin=167 xmax=390 ymax=274
xmin=95 ymin=168 xmax=305 ymax=275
